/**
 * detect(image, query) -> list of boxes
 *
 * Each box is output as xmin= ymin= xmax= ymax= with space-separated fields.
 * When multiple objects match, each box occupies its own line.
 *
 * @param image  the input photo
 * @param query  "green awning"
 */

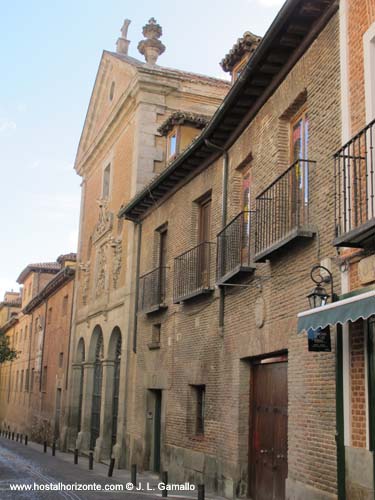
xmin=297 ymin=290 xmax=375 ymax=333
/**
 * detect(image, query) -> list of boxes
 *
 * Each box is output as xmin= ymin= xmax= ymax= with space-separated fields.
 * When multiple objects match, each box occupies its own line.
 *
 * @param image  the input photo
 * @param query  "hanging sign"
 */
xmin=307 ymin=325 xmax=331 ymax=352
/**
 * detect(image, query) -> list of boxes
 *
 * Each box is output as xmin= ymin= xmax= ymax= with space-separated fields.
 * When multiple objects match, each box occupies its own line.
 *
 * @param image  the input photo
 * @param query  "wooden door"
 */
xmin=250 ymin=359 xmax=288 ymax=500
xmin=290 ymin=110 xmax=309 ymax=227
xmin=111 ymin=336 xmax=122 ymax=450
xmin=198 ymin=197 xmax=211 ymax=287
xmin=242 ymin=169 xmax=252 ymax=262
xmin=90 ymin=335 xmax=103 ymax=451
xmin=153 ymin=390 xmax=162 ymax=473
xmin=158 ymin=229 xmax=168 ymax=302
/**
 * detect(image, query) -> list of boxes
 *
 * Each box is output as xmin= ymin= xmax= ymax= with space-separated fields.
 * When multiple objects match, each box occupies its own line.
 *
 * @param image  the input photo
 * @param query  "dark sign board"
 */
xmin=307 ymin=325 xmax=331 ymax=352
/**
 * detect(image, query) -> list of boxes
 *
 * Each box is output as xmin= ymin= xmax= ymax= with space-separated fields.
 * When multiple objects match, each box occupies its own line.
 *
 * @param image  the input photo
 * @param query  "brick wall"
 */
xmin=129 ymin=13 xmax=341 ymax=498
xmin=348 ymin=0 xmax=375 ymax=135
xmin=350 ymin=320 xmax=367 ymax=448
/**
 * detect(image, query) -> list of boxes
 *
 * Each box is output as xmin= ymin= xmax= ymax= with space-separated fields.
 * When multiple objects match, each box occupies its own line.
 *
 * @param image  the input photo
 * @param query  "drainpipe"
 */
xmin=65 ymin=272 xmax=75 ymax=390
xmin=336 ymin=323 xmax=346 ymax=500
xmin=204 ymin=139 xmax=229 ymax=329
xmin=133 ymin=222 xmax=142 ymax=353
xmin=39 ymin=300 xmax=48 ymax=393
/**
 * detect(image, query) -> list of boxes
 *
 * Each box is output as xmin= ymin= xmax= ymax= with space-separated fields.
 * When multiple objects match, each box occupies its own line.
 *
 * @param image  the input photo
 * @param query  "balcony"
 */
xmin=216 ymin=211 xmax=256 ymax=285
xmin=139 ymin=267 xmax=168 ymax=314
xmin=254 ymin=159 xmax=316 ymax=262
xmin=173 ymin=242 xmax=215 ymax=303
xmin=334 ymin=119 xmax=375 ymax=248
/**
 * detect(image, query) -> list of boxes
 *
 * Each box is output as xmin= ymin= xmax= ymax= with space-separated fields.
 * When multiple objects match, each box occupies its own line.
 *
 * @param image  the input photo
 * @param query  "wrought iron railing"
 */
xmin=173 ymin=241 xmax=215 ymax=303
xmin=255 ymin=159 xmax=315 ymax=255
xmin=139 ymin=267 xmax=167 ymax=313
xmin=334 ymin=119 xmax=375 ymax=238
xmin=217 ymin=211 xmax=255 ymax=282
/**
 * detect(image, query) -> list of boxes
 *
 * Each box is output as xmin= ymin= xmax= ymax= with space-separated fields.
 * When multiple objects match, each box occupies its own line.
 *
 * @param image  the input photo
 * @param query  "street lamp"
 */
xmin=307 ymin=265 xmax=336 ymax=308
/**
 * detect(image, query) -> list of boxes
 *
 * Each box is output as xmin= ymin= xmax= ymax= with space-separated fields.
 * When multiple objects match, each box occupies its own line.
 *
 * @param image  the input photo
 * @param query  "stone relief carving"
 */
xmin=92 ymin=199 xmax=114 ymax=244
xmin=95 ymin=245 xmax=107 ymax=298
xmin=80 ymin=262 xmax=90 ymax=305
xmin=110 ymin=237 xmax=122 ymax=289
xmin=255 ymin=295 xmax=265 ymax=329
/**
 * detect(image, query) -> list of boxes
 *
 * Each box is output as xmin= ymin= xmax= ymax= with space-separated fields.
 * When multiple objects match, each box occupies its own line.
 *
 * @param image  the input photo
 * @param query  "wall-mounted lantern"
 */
xmin=307 ymin=265 xmax=337 ymax=309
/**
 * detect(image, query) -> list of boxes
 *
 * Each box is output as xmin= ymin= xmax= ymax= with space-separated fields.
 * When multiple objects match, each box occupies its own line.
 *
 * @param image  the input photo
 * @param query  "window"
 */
xmin=109 ymin=81 xmax=115 ymax=101
xmin=167 ymin=131 xmax=177 ymax=158
xmin=59 ymin=352 xmax=64 ymax=368
xmin=233 ymin=59 xmax=247 ymax=83
xmin=20 ymin=370 xmax=24 ymax=392
xmin=42 ymin=366 xmax=47 ymax=392
xmin=364 ymin=23 xmax=375 ymax=123
xmin=16 ymin=371 xmax=19 ymax=392
xmin=48 ymin=308 xmax=53 ymax=325
xmin=291 ymin=109 xmax=309 ymax=162
xmin=30 ymin=369 xmax=34 ymax=392
xmin=198 ymin=195 xmax=212 ymax=287
xmin=35 ymin=317 xmax=39 ymax=332
xmin=62 ymin=295 xmax=69 ymax=316
xmin=152 ymin=324 xmax=161 ymax=344
xmin=25 ymin=369 xmax=29 ymax=392
xmin=102 ymin=164 xmax=111 ymax=199
xmin=193 ymin=385 xmax=205 ymax=435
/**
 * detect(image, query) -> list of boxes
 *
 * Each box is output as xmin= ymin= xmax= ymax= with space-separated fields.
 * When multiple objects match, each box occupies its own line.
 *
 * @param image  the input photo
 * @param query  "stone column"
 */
xmin=76 ymin=362 xmax=94 ymax=451
xmin=94 ymin=359 xmax=115 ymax=462
xmin=61 ymin=363 xmax=83 ymax=450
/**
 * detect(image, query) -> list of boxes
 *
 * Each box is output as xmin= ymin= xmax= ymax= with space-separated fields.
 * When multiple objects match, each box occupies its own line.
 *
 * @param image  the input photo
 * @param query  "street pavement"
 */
xmin=0 ymin=435 xmax=223 ymax=499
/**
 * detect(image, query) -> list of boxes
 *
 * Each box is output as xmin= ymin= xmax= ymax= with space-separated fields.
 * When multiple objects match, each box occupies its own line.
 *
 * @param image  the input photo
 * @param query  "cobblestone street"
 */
xmin=0 ymin=437 xmax=214 ymax=500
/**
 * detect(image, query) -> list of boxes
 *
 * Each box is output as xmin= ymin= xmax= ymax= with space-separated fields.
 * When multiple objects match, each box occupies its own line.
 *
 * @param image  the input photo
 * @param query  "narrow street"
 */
xmin=0 ymin=437 xmax=203 ymax=500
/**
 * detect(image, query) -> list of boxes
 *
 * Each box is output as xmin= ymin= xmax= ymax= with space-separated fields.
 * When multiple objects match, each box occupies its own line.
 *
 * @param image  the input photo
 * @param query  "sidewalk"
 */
xmin=24 ymin=439 xmax=226 ymax=499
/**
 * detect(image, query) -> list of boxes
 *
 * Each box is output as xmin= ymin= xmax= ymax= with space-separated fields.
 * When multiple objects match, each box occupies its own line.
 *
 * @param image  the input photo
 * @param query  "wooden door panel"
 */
xmin=251 ymin=361 xmax=288 ymax=500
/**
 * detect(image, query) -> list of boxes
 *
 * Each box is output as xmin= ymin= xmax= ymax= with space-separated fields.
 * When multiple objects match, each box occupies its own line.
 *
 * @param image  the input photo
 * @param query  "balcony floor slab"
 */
xmin=254 ymin=226 xmax=316 ymax=263
xmin=216 ymin=264 xmax=256 ymax=285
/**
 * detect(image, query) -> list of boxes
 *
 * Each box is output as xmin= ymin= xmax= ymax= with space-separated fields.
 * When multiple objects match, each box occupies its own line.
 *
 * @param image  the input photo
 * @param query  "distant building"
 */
xmin=0 ymin=291 xmax=21 ymax=326
xmin=0 ymin=255 xmax=76 ymax=444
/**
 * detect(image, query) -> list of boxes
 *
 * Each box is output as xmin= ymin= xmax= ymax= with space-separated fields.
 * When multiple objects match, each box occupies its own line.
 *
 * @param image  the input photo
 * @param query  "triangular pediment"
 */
xmin=75 ymin=51 xmax=140 ymax=171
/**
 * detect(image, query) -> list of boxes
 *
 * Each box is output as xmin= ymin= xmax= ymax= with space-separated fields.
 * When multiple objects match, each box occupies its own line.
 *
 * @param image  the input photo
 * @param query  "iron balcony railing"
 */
xmin=334 ymin=118 xmax=375 ymax=241
xmin=255 ymin=159 xmax=315 ymax=256
xmin=217 ymin=211 xmax=255 ymax=283
xmin=173 ymin=241 xmax=215 ymax=303
xmin=139 ymin=266 xmax=167 ymax=313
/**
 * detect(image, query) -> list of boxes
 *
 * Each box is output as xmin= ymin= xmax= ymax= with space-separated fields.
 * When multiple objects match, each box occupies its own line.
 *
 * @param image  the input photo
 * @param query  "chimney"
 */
xmin=116 ymin=19 xmax=131 ymax=55
xmin=137 ymin=18 xmax=165 ymax=65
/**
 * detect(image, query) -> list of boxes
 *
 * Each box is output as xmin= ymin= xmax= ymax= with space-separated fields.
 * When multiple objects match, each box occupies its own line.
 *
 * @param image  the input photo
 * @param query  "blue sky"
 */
xmin=0 ymin=0 xmax=284 ymax=297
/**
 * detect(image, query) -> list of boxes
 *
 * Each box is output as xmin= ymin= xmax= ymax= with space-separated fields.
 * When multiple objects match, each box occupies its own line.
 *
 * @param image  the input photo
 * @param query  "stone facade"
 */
xmin=63 ymin=20 xmax=230 ymax=466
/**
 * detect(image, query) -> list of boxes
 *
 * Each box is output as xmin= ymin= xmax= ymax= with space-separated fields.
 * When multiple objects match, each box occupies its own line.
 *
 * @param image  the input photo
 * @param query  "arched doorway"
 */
xmin=90 ymin=328 xmax=103 ymax=451
xmin=76 ymin=338 xmax=85 ymax=433
xmin=108 ymin=327 xmax=122 ymax=452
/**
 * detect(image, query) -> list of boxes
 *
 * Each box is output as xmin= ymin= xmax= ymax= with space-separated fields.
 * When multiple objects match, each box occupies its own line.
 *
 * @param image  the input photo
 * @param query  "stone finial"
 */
xmin=116 ymin=19 xmax=131 ymax=55
xmin=137 ymin=18 xmax=165 ymax=65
